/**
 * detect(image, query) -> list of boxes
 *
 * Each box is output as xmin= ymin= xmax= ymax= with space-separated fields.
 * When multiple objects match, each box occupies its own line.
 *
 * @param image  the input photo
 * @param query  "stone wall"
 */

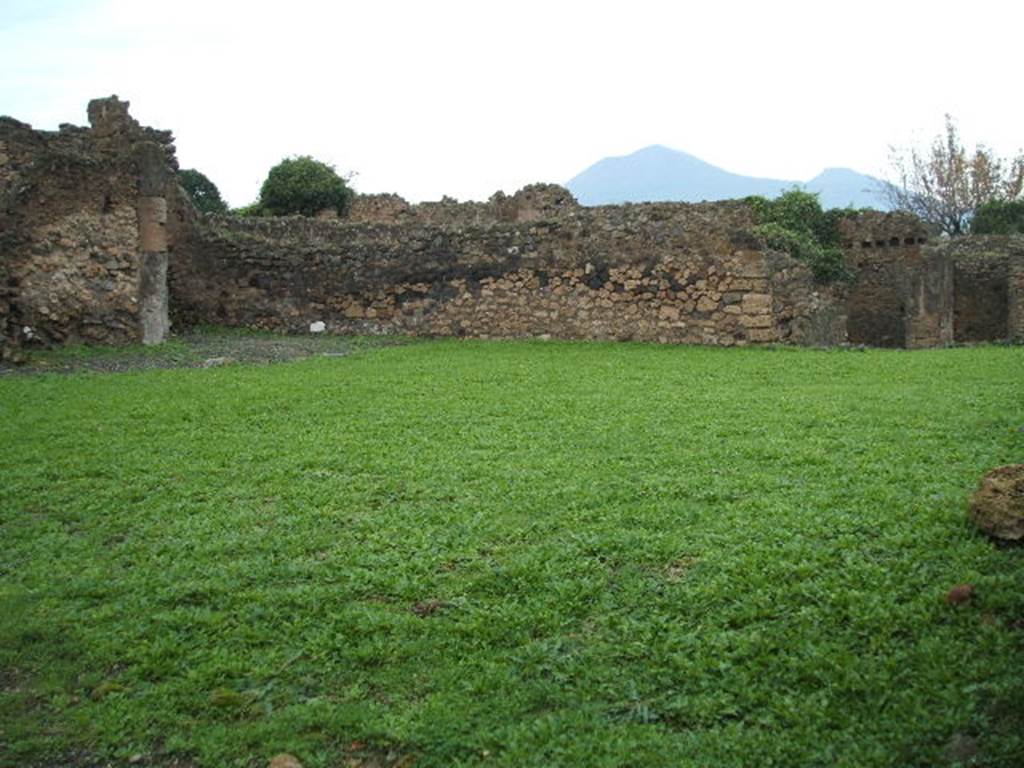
xmin=836 ymin=211 xmax=954 ymax=348
xmin=0 ymin=96 xmax=178 ymax=357
xmin=837 ymin=210 xmax=930 ymax=251
xmin=844 ymin=249 xmax=908 ymax=347
xmin=1011 ymin=255 xmax=1024 ymax=343
xmin=927 ymin=235 xmax=1024 ymax=343
xmin=6 ymin=97 xmax=1021 ymax=355
xmin=170 ymin=202 xmax=845 ymax=347
xmin=348 ymin=184 xmax=582 ymax=227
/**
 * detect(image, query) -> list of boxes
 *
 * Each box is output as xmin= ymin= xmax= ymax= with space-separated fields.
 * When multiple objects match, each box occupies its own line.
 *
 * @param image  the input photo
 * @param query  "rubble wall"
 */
xmin=930 ymin=235 xmax=1024 ymax=343
xmin=170 ymin=201 xmax=846 ymax=347
xmin=0 ymin=97 xmax=178 ymax=357
xmin=7 ymin=98 xmax=1021 ymax=355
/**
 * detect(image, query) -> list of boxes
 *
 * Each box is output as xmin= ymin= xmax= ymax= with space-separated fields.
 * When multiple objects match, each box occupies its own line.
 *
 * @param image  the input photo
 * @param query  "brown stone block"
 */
xmin=741 ymin=314 xmax=774 ymax=329
xmin=747 ymin=327 xmax=777 ymax=342
xmin=343 ymin=304 xmax=365 ymax=319
xmin=658 ymin=305 xmax=680 ymax=321
xmin=741 ymin=293 xmax=772 ymax=313
xmin=735 ymin=250 xmax=768 ymax=278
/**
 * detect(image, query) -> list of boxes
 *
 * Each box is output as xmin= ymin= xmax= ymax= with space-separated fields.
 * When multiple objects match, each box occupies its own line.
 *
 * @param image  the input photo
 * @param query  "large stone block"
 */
xmin=741 ymin=314 xmax=774 ymax=329
xmin=741 ymin=293 xmax=772 ymax=313
xmin=746 ymin=327 xmax=777 ymax=343
xmin=734 ymin=250 xmax=768 ymax=279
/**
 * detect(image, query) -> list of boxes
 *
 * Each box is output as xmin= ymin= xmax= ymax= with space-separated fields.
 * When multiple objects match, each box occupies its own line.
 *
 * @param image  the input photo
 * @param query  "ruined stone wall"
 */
xmin=844 ymin=250 xmax=909 ymax=347
xmin=837 ymin=212 xmax=953 ymax=348
xmin=9 ymin=98 xmax=1019 ymax=354
xmin=1011 ymin=255 xmax=1024 ymax=342
xmin=0 ymin=97 xmax=178 ymax=355
xmin=170 ymin=201 xmax=846 ymax=347
xmin=927 ymin=235 xmax=1024 ymax=343
xmin=837 ymin=210 xmax=930 ymax=251
xmin=954 ymin=250 xmax=1008 ymax=342
xmin=348 ymin=184 xmax=581 ymax=227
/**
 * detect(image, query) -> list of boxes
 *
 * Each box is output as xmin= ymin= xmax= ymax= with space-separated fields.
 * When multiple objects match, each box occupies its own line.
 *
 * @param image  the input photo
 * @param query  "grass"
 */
xmin=1 ymin=339 xmax=1022 ymax=767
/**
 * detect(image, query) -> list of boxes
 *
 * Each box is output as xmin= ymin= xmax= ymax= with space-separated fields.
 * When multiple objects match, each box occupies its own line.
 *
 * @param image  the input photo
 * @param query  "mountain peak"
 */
xmin=633 ymin=144 xmax=685 ymax=155
xmin=566 ymin=147 xmax=888 ymax=210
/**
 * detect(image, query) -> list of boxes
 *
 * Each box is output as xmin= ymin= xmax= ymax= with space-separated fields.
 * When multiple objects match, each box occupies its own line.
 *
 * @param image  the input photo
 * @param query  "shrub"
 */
xmin=754 ymin=222 xmax=847 ymax=283
xmin=971 ymin=199 xmax=1024 ymax=235
xmin=178 ymin=169 xmax=228 ymax=215
xmin=231 ymin=202 xmax=269 ymax=218
xmin=747 ymin=189 xmax=853 ymax=282
xmin=258 ymin=156 xmax=354 ymax=218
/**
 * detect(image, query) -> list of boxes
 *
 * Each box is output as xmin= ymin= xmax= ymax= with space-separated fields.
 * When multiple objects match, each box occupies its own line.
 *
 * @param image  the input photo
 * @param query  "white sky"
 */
xmin=2 ymin=0 xmax=1021 ymax=207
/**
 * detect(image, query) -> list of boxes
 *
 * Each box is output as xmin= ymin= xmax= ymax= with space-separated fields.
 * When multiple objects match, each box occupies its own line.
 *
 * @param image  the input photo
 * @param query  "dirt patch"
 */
xmin=0 ymin=328 xmax=413 ymax=376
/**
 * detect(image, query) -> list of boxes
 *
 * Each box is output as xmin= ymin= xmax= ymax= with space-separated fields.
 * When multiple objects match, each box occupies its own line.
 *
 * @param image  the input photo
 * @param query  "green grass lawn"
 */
xmin=1 ymin=340 xmax=1022 ymax=768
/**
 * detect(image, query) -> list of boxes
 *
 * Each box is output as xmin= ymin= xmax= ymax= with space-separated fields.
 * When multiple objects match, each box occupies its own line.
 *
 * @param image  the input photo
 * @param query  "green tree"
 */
xmin=258 ymin=155 xmax=354 ymax=217
xmin=178 ymin=168 xmax=228 ymax=215
xmin=971 ymin=199 xmax=1024 ymax=235
xmin=884 ymin=115 xmax=1024 ymax=236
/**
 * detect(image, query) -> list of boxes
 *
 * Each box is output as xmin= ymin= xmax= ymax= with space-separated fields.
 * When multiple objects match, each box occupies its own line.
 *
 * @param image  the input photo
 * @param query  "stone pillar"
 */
xmin=134 ymin=142 xmax=171 ymax=345
xmin=904 ymin=248 xmax=954 ymax=349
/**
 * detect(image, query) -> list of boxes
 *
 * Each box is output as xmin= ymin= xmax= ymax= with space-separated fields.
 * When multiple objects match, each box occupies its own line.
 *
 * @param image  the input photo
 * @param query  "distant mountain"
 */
xmin=566 ymin=145 xmax=888 ymax=210
xmin=802 ymin=167 xmax=888 ymax=210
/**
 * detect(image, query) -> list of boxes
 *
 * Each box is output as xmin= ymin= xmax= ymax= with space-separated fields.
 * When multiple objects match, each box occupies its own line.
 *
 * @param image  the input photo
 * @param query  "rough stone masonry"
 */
xmin=170 ymin=195 xmax=847 ymax=347
xmin=2 ymin=98 xmax=1022 ymax=356
xmin=0 ymin=96 xmax=180 ymax=358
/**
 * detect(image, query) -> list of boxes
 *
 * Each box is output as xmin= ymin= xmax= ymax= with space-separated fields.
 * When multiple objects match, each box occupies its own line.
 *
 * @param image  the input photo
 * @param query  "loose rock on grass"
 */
xmin=946 ymin=584 xmax=975 ymax=605
xmin=969 ymin=464 xmax=1024 ymax=542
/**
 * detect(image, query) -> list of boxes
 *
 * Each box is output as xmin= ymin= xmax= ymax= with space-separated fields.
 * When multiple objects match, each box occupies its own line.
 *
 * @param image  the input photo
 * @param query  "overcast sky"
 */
xmin=2 ymin=0 xmax=1021 ymax=207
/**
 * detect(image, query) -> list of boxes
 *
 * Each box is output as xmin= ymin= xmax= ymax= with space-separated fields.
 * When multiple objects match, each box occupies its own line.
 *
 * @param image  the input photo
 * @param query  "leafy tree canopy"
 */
xmin=258 ymin=155 xmax=354 ymax=218
xmin=179 ymin=168 xmax=228 ymax=215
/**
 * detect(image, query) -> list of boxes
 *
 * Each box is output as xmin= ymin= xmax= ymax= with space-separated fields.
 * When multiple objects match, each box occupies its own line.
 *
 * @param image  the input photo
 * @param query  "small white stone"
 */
xmin=22 ymin=326 xmax=34 ymax=339
xmin=309 ymin=321 xmax=326 ymax=333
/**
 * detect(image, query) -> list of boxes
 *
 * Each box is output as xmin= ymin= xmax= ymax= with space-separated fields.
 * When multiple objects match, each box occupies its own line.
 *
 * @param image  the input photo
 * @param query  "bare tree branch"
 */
xmin=883 ymin=115 xmax=1024 ymax=236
